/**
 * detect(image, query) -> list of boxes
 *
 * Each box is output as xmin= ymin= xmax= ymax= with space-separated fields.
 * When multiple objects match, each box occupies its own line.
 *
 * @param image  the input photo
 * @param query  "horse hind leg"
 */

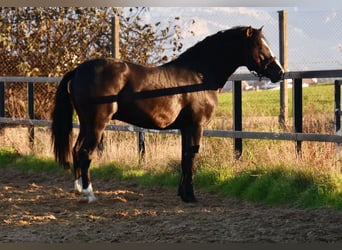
xmin=76 ymin=130 xmax=103 ymax=203
xmin=76 ymin=123 xmax=108 ymax=203
xmin=95 ymin=133 xmax=105 ymax=160
xmin=73 ymin=157 xmax=82 ymax=194
xmin=72 ymin=131 xmax=84 ymax=194
xmin=74 ymin=100 xmax=117 ymax=203
xmin=78 ymin=148 xmax=96 ymax=203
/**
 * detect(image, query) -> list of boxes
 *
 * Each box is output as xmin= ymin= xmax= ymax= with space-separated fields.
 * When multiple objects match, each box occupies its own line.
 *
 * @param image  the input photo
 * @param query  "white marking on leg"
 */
xmin=74 ymin=177 xmax=82 ymax=193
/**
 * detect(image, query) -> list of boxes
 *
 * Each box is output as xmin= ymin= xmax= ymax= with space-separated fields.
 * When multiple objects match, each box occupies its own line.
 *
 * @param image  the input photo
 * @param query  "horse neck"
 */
xmin=166 ymin=45 xmax=244 ymax=88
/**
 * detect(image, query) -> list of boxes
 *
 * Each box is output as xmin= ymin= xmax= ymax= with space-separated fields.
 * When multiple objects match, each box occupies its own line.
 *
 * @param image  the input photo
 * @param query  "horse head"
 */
xmin=244 ymin=26 xmax=284 ymax=83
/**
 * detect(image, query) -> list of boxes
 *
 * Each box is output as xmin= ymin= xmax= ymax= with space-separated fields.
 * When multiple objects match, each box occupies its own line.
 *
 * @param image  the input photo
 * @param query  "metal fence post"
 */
xmin=28 ymin=82 xmax=34 ymax=149
xmin=334 ymin=80 xmax=341 ymax=154
xmin=233 ymin=80 xmax=242 ymax=159
xmin=0 ymin=81 xmax=5 ymax=134
xmin=293 ymin=78 xmax=303 ymax=155
xmin=138 ymin=131 xmax=146 ymax=164
xmin=0 ymin=82 xmax=4 ymax=117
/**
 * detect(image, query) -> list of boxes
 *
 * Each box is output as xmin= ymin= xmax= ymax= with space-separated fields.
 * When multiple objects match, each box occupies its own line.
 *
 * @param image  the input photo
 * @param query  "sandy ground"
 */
xmin=0 ymin=167 xmax=342 ymax=243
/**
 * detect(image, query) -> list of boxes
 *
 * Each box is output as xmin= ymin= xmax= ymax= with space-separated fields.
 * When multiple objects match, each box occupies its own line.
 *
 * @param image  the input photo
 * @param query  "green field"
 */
xmin=1 ymin=84 xmax=341 ymax=209
xmin=216 ymin=84 xmax=334 ymax=117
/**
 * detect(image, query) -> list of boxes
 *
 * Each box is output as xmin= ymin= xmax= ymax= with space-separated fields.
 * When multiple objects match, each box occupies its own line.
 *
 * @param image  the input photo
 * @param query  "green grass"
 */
xmin=92 ymin=161 xmax=179 ymax=187
xmin=201 ymin=167 xmax=342 ymax=209
xmin=0 ymin=147 xmax=63 ymax=174
xmin=1 ymin=147 xmax=341 ymax=210
xmin=217 ymin=84 xmax=334 ymax=117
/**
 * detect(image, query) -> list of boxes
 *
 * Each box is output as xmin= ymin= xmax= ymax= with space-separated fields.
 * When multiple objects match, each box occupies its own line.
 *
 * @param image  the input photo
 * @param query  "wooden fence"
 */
xmin=1 ymin=70 xmax=342 ymax=159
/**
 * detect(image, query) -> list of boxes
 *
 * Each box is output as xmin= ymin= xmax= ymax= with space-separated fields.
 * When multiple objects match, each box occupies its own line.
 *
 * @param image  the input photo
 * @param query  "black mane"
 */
xmin=164 ymin=26 xmax=254 ymax=84
xmin=175 ymin=26 xmax=250 ymax=62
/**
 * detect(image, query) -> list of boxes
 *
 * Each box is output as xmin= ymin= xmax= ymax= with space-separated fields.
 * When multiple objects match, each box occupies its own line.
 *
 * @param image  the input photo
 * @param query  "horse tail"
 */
xmin=51 ymin=70 xmax=75 ymax=168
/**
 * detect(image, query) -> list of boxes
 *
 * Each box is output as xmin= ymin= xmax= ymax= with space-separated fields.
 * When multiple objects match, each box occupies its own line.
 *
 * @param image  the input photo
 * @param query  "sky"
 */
xmin=143 ymin=6 xmax=342 ymax=71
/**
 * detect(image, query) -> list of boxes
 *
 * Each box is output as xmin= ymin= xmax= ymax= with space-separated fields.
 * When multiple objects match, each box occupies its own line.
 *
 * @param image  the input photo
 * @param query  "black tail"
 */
xmin=51 ymin=70 xmax=75 ymax=168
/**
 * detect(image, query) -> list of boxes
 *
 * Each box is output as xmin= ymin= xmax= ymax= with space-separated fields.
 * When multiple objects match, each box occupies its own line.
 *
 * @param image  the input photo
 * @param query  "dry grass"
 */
xmin=0 ymin=112 xmax=341 ymax=178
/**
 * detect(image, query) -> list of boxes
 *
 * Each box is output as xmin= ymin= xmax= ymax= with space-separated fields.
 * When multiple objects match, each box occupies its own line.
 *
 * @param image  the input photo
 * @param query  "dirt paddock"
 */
xmin=0 ymin=167 xmax=341 ymax=243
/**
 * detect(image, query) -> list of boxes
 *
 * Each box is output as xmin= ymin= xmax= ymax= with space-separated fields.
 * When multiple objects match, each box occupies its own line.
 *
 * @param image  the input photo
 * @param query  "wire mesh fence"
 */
xmin=1 ymin=8 xmax=342 ymax=120
xmin=286 ymin=9 xmax=342 ymax=71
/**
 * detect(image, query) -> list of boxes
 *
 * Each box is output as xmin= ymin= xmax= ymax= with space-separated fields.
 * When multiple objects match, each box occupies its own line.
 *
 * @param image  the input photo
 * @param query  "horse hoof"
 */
xmin=179 ymin=191 xmax=198 ymax=203
xmin=87 ymin=195 xmax=97 ymax=203
xmin=78 ymin=195 xmax=89 ymax=203
xmin=78 ymin=194 xmax=97 ymax=203
xmin=78 ymin=183 xmax=97 ymax=203
xmin=178 ymin=185 xmax=197 ymax=203
xmin=181 ymin=196 xmax=198 ymax=203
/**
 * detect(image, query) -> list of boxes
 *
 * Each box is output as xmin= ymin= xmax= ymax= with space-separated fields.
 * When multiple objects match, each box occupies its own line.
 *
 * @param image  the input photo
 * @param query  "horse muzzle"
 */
xmin=265 ymin=60 xmax=284 ymax=83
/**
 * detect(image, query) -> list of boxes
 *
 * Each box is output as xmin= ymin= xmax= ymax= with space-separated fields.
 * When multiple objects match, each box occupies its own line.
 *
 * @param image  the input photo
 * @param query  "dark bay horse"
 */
xmin=51 ymin=26 xmax=283 ymax=203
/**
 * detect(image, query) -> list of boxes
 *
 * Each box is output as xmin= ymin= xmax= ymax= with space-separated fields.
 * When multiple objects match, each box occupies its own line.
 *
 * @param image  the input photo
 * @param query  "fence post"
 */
xmin=111 ymin=16 xmax=120 ymax=59
xmin=28 ymin=82 xmax=34 ymax=149
xmin=293 ymin=78 xmax=303 ymax=155
xmin=112 ymin=15 xmax=146 ymax=161
xmin=278 ymin=10 xmax=289 ymax=130
xmin=0 ymin=82 xmax=4 ymax=134
xmin=138 ymin=131 xmax=146 ymax=163
xmin=233 ymin=80 xmax=242 ymax=159
xmin=334 ymin=80 xmax=341 ymax=154
xmin=0 ymin=82 xmax=4 ymax=117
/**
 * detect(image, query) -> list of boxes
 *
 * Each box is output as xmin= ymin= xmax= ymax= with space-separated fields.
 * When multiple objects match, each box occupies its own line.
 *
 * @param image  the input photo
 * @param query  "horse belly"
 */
xmin=142 ymin=96 xmax=184 ymax=128
xmin=115 ymin=96 xmax=182 ymax=129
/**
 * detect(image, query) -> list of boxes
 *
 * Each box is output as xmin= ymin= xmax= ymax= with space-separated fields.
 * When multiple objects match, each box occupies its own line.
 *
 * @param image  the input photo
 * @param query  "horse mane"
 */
xmin=184 ymin=27 xmax=244 ymax=52
xmin=170 ymin=26 xmax=260 ymax=66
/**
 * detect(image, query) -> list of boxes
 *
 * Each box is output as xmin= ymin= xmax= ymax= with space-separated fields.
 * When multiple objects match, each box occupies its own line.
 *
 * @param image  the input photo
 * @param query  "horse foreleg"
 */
xmin=178 ymin=126 xmax=203 ymax=203
xmin=178 ymin=146 xmax=198 ymax=203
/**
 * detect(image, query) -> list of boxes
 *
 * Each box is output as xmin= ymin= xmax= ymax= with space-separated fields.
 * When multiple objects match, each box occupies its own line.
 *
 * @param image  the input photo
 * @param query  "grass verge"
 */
xmin=1 ymin=146 xmax=341 ymax=210
xmin=195 ymin=166 xmax=342 ymax=209
xmin=0 ymin=147 xmax=63 ymax=174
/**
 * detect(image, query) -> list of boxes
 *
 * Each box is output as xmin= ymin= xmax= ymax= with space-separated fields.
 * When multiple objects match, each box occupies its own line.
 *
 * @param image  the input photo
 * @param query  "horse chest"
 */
xmin=191 ymin=92 xmax=218 ymax=122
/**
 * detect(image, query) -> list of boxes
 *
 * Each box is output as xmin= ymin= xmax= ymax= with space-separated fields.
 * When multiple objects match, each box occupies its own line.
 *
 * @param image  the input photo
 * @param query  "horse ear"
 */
xmin=259 ymin=25 xmax=264 ymax=32
xmin=246 ymin=26 xmax=253 ymax=38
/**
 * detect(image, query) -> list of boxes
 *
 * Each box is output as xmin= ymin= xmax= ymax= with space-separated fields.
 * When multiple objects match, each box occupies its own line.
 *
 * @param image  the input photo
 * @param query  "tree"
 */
xmin=120 ymin=7 xmax=185 ymax=65
xmin=0 ymin=7 xmax=192 ymax=76
xmin=0 ymin=7 xmax=193 ymax=119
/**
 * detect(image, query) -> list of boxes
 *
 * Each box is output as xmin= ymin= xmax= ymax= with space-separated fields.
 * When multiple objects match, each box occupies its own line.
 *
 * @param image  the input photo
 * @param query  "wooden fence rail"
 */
xmin=1 ymin=70 xmax=342 ymax=158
